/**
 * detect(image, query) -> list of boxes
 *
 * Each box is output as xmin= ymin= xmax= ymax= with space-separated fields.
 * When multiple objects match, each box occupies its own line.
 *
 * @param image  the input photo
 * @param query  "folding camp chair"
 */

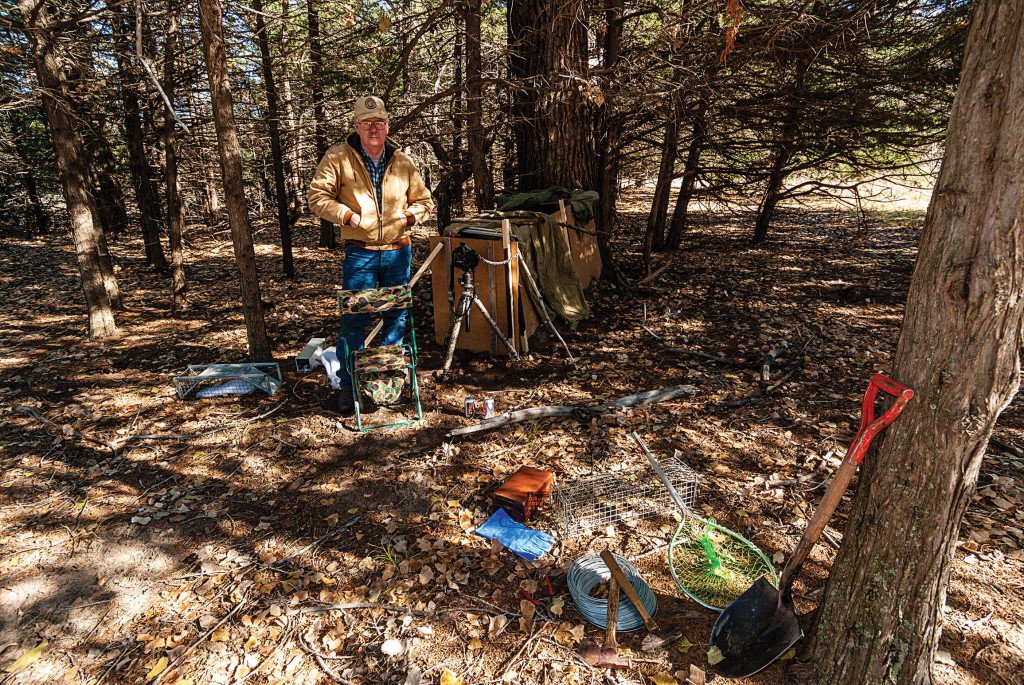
xmin=338 ymin=285 xmax=423 ymax=431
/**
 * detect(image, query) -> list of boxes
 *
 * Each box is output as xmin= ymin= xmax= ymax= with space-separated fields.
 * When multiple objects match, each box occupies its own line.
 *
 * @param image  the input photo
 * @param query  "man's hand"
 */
xmin=349 ymin=213 xmax=361 ymax=227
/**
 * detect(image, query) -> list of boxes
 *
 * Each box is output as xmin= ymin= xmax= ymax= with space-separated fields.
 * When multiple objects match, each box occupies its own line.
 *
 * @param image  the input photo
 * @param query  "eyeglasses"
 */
xmin=359 ymin=120 xmax=387 ymax=130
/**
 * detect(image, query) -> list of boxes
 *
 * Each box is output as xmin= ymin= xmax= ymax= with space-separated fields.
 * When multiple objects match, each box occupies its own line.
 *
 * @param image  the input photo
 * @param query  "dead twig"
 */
xmin=703 ymin=360 xmax=804 ymax=414
xmin=298 ymin=602 xmax=431 ymax=616
xmin=297 ymin=631 xmax=359 ymax=685
xmin=447 ymin=384 xmax=697 ymax=438
xmin=152 ymin=598 xmax=246 ymax=684
xmin=15 ymin=406 xmax=111 ymax=451
xmin=641 ymin=326 xmax=740 ymax=366
xmin=759 ymin=341 xmax=791 ymax=382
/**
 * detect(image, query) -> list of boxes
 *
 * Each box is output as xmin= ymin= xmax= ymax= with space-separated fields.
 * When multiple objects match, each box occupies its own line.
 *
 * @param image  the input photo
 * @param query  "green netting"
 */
xmin=667 ymin=516 xmax=777 ymax=611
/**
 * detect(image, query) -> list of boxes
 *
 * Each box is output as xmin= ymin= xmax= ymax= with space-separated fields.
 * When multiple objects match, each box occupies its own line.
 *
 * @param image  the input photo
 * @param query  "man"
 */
xmin=308 ymin=96 xmax=434 ymax=414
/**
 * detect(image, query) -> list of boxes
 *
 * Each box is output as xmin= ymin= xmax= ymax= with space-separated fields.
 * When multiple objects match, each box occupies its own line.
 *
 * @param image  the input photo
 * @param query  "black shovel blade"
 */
xmin=708 ymin=577 xmax=803 ymax=678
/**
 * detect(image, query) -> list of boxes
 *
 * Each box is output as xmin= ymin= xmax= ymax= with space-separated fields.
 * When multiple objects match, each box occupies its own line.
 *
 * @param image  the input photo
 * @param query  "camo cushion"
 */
xmin=339 ymin=286 xmax=412 ymax=315
xmin=361 ymin=372 xmax=406 ymax=405
xmin=353 ymin=345 xmax=408 ymax=373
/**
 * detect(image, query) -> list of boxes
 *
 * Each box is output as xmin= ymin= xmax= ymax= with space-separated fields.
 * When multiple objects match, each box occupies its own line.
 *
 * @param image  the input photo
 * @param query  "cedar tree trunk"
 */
xmin=508 ymin=0 xmax=596 ymax=191
xmin=198 ymin=0 xmax=272 ymax=362
xmin=799 ymin=2 xmax=1024 ymax=683
xmin=19 ymin=0 xmax=118 ymax=337
xmin=307 ymin=0 xmax=335 ymax=249
xmin=465 ymin=0 xmax=494 ymax=210
xmin=253 ymin=0 xmax=295 ymax=278
xmin=164 ymin=1 xmax=187 ymax=310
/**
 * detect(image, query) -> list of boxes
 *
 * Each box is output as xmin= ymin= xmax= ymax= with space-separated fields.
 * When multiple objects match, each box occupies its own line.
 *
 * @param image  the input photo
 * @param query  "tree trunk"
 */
xmin=254 ymin=0 xmax=295 ymax=277
xmin=594 ymin=0 xmax=623 ymax=283
xmin=800 ymin=3 xmax=1024 ymax=683
xmin=643 ymin=79 xmax=682 ymax=266
xmin=163 ymin=0 xmax=187 ymax=311
xmin=307 ymin=0 xmax=335 ymax=249
xmin=10 ymin=113 xmax=51 ymax=235
xmin=19 ymin=0 xmax=118 ymax=338
xmin=508 ymin=0 xmax=596 ymax=191
xmin=198 ymin=0 xmax=272 ymax=362
xmin=465 ymin=0 xmax=493 ymax=211
xmin=665 ymin=100 xmax=710 ymax=249
xmin=112 ymin=3 xmax=169 ymax=270
xmin=753 ymin=55 xmax=810 ymax=245
xmin=279 ymin=0 xmax=304 ymax=221
xmin=451 ymin=28 xmax=465 ymax=215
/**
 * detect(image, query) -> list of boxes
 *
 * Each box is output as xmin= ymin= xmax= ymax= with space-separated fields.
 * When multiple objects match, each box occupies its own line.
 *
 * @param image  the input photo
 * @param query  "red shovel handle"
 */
xmin=777 ymin=374 xmax=913 ymax=596
xmin=847 ymin=374 xmax=915 ymax=464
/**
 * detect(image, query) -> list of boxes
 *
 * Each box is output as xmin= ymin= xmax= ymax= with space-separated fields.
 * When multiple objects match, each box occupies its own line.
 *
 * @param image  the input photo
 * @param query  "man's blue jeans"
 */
xmin=338 ymin=244 xmax=411 ymax=389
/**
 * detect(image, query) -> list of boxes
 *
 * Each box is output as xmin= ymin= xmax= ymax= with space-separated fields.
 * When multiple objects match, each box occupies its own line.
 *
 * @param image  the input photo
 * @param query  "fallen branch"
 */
xmin=298 ymin=602 xmax=431 ymax=617
xmin=637 ymin=256 xmax=676 ymax=286
xmin=703 ymin=361 xmax=803 ymax=414
xmin=298 ymin=631 xmax=358 ymax=685
xmin=16 ymin=405 xmax=111 ymax=450
xmin=641 ymin=327 xmax=740 ymax=367
xmin=447 ymin=384 xmax=697 ymax=438
xmin=153 ymin=600 xmax=246 ymax=684
xmin=759 ymin=341 xmax=791 ymax=382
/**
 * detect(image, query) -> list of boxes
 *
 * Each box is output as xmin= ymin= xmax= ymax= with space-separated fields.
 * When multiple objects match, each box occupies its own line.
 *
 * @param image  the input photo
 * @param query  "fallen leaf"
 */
xmin=210 ymin=629 xmax=229 ymax=642
xmin=781 ymin=647 xmax=796 ymax=660
xmin=440 ymin=670 xmax=462 ymax=685
xmin=468 ymin=636 xmax=483 ymax=650
xmin=5 ymin=641 xmax=47 ymax=672
xmin=649 ymin=673 xmax=678 ymax=685
xmin=145 ymin=656 xmax=169 ymax=679
xmin=772 ymin=551 xmax=785 ymax=564
xmin=675 ymin=636 xmax=693 ymax=652
xmin=520 ymin=599 xmax=536 ymax=619
xmin=326 ymin=513 xmax=339 ymax=527
xmin=488 ymin=614 xmax=508 ymax=638
xmin=707 ymin=645 xmax=725 ymax=666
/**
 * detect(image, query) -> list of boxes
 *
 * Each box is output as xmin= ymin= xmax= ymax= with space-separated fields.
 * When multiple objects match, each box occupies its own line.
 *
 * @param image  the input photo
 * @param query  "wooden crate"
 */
xmin=429 ymin=229 xmax=539 ymax=355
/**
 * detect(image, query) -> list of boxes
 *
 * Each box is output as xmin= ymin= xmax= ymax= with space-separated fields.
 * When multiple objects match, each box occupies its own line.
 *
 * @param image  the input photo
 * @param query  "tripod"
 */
xmin=437 ymin=243 xmax=521 ymax=382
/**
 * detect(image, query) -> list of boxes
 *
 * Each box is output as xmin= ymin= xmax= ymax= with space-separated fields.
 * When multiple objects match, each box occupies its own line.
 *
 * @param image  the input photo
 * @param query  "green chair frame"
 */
xmin=338 ymin=285 xmax=423 ymax=431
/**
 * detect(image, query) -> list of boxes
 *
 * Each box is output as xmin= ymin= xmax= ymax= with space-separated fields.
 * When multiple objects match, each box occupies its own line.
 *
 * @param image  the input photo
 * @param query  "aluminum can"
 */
xmin=482 ymin=398 xmax=495 ymax=419
xmin=464 ymin=396 xmax=476 ymax=418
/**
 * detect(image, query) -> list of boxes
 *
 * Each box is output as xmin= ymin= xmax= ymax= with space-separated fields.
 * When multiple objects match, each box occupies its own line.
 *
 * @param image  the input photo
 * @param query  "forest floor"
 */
xmin=1 ymin=193 xmax=1022 ymax=685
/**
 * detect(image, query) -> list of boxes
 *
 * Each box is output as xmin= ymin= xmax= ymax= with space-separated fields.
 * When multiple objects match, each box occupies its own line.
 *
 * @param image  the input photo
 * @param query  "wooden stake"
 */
xmin=501 ymin=219 xmax=518 ymax=356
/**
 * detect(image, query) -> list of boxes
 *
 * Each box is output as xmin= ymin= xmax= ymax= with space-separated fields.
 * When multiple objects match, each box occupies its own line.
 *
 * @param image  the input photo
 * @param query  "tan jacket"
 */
xmin=308 ymin=133 xmax=434 ymax=248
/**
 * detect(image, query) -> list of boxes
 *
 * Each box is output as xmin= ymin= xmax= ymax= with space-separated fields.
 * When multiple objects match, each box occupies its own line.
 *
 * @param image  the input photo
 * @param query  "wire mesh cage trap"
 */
xmin=174 ymin=363 xmax=282 ymax=399
xmin=552 ymin=456 xmax=699 ymax=538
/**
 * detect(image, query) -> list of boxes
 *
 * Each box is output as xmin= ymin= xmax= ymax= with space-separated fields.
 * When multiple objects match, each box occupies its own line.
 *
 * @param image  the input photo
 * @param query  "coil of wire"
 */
xmin=567 ymin=553 xmax=658 ymax=631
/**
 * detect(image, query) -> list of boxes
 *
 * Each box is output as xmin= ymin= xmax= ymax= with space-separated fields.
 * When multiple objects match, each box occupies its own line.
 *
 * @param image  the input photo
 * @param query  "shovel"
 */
xmin=708 ymin=373 xmax=913 ymax=679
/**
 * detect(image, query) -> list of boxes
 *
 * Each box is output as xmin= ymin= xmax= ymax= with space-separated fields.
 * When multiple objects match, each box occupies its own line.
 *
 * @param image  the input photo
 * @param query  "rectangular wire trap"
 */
xmin=174 ymin=363 xmax=282 ymax=399
xmin=552 ymin=456 xmax=699 ymax=538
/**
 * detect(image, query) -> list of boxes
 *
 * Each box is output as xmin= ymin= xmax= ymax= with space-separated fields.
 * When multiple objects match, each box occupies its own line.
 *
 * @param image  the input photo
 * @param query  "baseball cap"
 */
xmin=354 ymin=96 xmax=389 ymax=123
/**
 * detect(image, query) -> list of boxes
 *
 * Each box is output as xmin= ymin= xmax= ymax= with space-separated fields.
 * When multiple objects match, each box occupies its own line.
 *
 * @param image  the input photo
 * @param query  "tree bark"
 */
xmin=800 ymin=2 xmax=1024 ymax=683
xmin=279 ymin=0 xmax=304 ymax=221
xmin=594 ymin=0 xmax=623 ymax=283
xmin=508 ymin=0 xmax=596 ymax=191
xmin=465 ymin=0 xmax=494 ymax=211
xmin=198 ymin=0 xmax=272 ymax=362
xmin=163 ymin=0 xmax=187 ymax=311
xmin=9 ymin=112 xmax=51 ymax=235
xmin=752 ymin=55 xmax=810 ymax=245
xmin=665 ymin=99 xmax=710 ymax=249
xmin=19 ymin=0 xmax=118 ymax=337
xmin=307 ymin=0 xmax=335 ymax=249
xmin=253 ymin=0 xmax=295 ymax=278
xmin=643 ymin=78 xmax=682 ymax=266
xmin=112 ymin=3 xmax=168 ymax=270
xmin=451 ymin=28 xmax=465 ymax=216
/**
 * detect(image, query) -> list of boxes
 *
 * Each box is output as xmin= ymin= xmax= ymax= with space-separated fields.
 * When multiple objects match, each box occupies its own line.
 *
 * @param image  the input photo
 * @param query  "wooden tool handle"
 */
xmin=603 ymin=577 xmax=619 ymax=652
xmin=600 ymin=549 xmax=657 ymax=631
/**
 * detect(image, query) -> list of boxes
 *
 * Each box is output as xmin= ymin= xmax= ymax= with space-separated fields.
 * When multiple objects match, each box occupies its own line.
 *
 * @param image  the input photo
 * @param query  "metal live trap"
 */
xmin=552 ymin=456 xmax=700 ymax=538
xmin=174 ymin=363 xmax=282 ymax=399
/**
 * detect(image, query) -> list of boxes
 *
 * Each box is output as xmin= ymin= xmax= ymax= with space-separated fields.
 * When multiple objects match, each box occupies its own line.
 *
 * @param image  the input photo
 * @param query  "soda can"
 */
xmin=483 ymin=398 xmax=495 ymax=419
xmin=464 ymin=396 xmax=476 ymax=418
